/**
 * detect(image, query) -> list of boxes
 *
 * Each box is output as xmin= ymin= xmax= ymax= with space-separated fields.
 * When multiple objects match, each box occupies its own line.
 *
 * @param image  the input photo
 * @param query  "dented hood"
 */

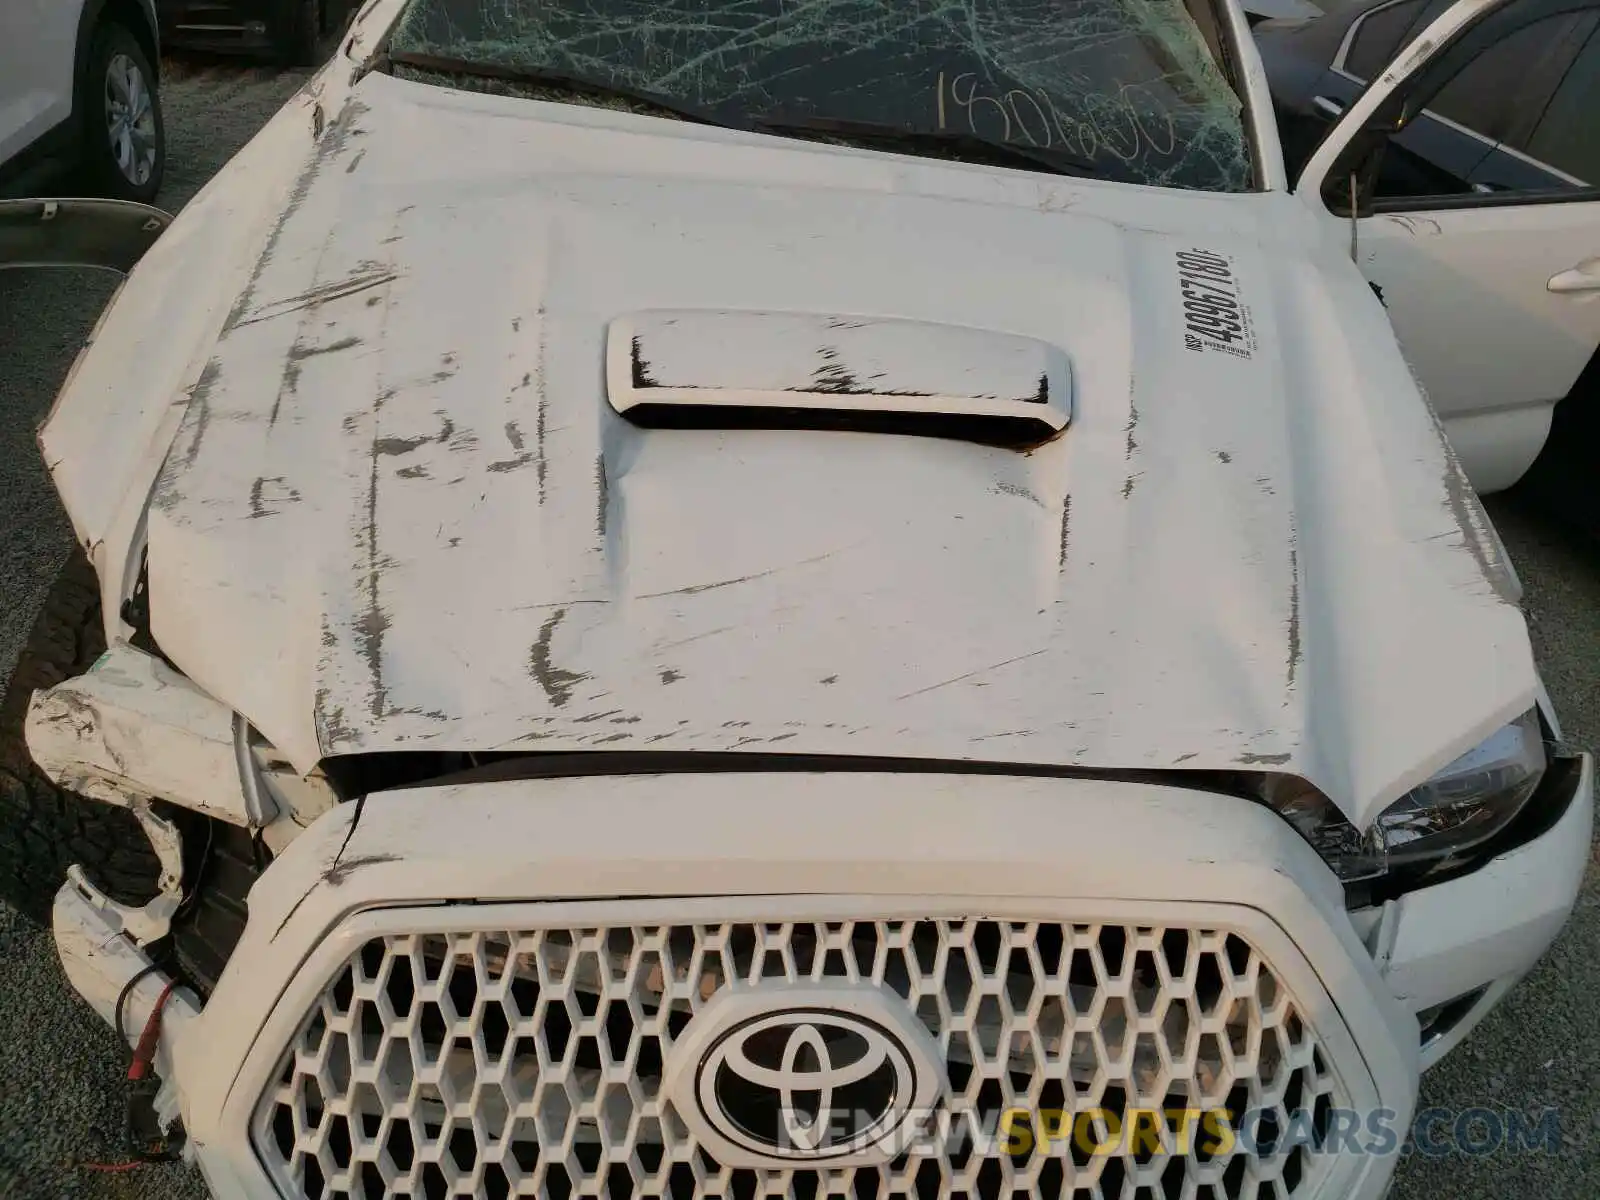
xmin=143 ymin=74 xmax=1535 ymax=827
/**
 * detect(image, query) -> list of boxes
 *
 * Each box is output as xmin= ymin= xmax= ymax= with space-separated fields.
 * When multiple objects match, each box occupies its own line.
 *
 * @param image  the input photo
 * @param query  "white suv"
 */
xmin=0 ymin=0 xmax=1593 ymax=1197
xmin=0 ymin=0 xmax=165 ymax=201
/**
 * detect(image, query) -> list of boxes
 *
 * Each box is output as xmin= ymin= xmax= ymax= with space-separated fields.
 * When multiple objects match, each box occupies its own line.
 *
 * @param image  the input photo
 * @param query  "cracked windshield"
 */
xmin=388 ymin=0 xmax=1253 ymax=192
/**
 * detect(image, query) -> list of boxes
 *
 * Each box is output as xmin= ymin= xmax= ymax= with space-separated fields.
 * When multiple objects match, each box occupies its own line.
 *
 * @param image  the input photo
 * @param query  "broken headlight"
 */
xmin=1375 ymin=708 xmax=1546 ymax=867
xmin=1259 ymin=708 xmax=1548 ymax=882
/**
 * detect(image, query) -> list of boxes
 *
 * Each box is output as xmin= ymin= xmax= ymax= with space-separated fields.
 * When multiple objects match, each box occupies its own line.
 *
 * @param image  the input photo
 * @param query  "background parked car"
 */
xmin=1257 ymin=0 xmax=1600 ymax=190
xmin=0 ymin=0 xmax=165 ymax=203
xmin=1243 ymin=0 xmax=1326 ymax=26
xmin=156 ymin=0 xmax=356 ymax=65
xmin=1255 ymin=0 xmax=1600 ymax=526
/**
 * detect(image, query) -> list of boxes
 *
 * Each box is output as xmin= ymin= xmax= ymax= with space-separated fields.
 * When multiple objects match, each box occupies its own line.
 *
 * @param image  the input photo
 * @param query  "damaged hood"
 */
xmin=142 ymin=73 xmax=1534 ymax=826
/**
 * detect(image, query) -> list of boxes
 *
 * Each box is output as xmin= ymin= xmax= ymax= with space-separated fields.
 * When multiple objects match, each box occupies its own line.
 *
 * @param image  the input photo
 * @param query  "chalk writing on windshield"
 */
xmin=391 ymin=0 xmax=1253 ymax=193
xmin=940 ymin=70 xmax=1180 ymax=164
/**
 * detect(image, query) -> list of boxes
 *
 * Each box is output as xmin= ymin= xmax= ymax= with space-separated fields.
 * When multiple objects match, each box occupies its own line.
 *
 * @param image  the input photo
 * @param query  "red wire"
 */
xmin=74 ymin=978 xmax=184 ymax=1175
xmin=128 ymin=979 xmax=178 ymax=1083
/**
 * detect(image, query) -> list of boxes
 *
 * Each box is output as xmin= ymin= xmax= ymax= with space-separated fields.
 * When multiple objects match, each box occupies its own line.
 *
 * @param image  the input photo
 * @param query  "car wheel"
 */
xmin=0 ymin=548 xmax=163 ymax=924
xmin=79 ymin=20 xmax=165 ymax=203
xmin=275 ymin=0 xmax=327 ymax=67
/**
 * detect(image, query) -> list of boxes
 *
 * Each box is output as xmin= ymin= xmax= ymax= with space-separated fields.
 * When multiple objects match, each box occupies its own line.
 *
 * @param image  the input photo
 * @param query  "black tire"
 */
xmin=77 ymin=19 xmax=166 ymax=203
xmin=275 ymin=0 xmax=327 ymax=68
xmin=0 ymin=548 xmax=162 ymax=924
xmin=1515 ymin=347 xmax=1600 ymax=539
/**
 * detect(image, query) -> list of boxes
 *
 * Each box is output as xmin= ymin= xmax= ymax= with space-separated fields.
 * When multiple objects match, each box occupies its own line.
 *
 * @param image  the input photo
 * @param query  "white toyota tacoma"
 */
xmin=1 ymin=0 xmax=1592 ymax=1196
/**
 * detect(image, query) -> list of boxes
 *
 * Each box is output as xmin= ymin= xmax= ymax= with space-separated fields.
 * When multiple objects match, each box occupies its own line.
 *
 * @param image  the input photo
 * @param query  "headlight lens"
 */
xmin=1257 ymin=709 xmax=1547 ymax=881
xmin=1375 ymin=708 xmax=1546 ymax=868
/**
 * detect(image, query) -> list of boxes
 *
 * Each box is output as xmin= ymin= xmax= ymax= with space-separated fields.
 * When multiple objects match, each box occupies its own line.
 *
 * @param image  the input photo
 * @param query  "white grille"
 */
xmin=253 ymin=915 xmax=1350 ymax=1199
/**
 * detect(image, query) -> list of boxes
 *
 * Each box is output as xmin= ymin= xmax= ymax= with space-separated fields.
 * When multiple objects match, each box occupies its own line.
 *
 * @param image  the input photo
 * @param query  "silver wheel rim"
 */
xmin=104 ymin=52 xmax=157 ymax=187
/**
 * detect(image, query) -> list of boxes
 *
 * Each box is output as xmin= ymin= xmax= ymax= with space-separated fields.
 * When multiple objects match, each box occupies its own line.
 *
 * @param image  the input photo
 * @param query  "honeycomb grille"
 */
xmin=254 ymin=917 xmax=1347 ymax=1199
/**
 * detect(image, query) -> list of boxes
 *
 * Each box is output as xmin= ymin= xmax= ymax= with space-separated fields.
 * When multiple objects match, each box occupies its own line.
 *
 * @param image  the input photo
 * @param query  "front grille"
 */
xmin=254 ymin=916 xmax=1349 ymax=1199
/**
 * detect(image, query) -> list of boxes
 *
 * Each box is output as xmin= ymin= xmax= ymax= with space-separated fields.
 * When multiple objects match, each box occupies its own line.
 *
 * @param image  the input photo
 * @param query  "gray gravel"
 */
xmin=1 ymin=53 xmax=1597 ymax=1200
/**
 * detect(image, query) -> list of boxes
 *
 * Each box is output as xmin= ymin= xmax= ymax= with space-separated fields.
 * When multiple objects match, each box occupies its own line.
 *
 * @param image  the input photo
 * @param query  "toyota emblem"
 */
xmin=665 ymin=986 xmax=943 ymax=1167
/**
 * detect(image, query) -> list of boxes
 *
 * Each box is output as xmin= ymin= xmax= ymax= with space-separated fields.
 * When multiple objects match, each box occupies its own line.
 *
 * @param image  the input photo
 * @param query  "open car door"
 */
xmin=0 ymin=197 xmax=172 ymax=274
xmin=1294 ymin=0 xmax=1600 ymax=493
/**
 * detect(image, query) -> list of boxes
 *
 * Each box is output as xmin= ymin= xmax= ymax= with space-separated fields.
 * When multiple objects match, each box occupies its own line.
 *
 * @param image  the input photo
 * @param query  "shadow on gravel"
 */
xmin=162 ymin=51 xmax=296 ymax=83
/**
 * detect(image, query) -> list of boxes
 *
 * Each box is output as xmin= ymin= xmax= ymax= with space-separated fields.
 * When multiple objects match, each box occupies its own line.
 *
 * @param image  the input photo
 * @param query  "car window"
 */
xmin=1425 ymin=16 xmax=1576 ymax=143
xmin=1345 ymin=0 xmax=1447 ymax=80
xmin=387 ymin=0 xmax=1254 ymax=193
xmin=1364 ymin=13 xmax=1585 ymax=205
xmin=1523 ymin=33 xmax=1600 ymax=185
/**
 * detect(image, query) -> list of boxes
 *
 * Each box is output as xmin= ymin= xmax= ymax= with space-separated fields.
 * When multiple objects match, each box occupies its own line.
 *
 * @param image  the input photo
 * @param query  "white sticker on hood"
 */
xmin=1175 ymin=247 xmax=1256 ymax=360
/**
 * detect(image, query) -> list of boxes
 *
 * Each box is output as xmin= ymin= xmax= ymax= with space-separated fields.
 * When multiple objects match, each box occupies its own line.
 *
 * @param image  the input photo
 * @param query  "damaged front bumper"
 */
xmin=29 ymin=648 xmax=1592 ymax=1198
xmin=54 ymin=872 xmax=203 ymax=1138
xmin=39 ymin=753 xmax=1592 ymax=1200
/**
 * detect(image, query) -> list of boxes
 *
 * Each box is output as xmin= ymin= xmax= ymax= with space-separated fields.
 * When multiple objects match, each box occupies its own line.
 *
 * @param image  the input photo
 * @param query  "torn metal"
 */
xmin=25 ymin=645 xmax=252 ymax=825
xmin=24 ymin=644 xmax=339 ymax=880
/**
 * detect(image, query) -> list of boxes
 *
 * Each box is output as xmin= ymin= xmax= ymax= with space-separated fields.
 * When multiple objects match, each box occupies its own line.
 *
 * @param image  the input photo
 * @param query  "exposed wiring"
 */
xmin=172 ymin=812 xmax=215 ymax=923
xmin=109 ymin=966 xmax=186 ymax=1164
xmin=113 ymin=961 xmax=166 ymax=1053
xmin=128 ymin=979 xmax=178 ymax=1084
xmin=125 ymin=978 xmax=185 ymax=1163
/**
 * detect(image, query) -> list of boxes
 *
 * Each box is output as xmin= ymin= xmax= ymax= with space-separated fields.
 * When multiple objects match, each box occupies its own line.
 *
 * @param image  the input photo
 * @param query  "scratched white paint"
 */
xmin=608 ymin=310 xmax=1072 ymax=432
xmin=36 ymin=51 xmax=355 ymax=654
xmin=32 ymin=0 xmax=1542 ymax=832
xmin=25 ymin=644 xmax=250 ymax=824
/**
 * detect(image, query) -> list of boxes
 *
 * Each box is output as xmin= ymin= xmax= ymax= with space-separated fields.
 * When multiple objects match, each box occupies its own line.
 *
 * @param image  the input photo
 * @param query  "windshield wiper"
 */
xmin=753 ymin=114 xmax=1106 ymax=179
xmin=384 ymin=51 xmax=737 ymax=131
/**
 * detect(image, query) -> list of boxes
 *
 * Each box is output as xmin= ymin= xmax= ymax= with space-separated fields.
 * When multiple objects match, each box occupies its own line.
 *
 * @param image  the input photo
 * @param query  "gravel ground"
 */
xmin=0 ymin=52 xmax=1597 ymax=1200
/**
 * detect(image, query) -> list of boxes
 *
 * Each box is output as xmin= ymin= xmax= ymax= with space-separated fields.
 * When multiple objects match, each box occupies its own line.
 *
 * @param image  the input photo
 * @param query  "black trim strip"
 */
xmin=1372 ymin=186 xmax=1600 ymax=213
xmin=373 ymin=749 xmax=1270 ymax=798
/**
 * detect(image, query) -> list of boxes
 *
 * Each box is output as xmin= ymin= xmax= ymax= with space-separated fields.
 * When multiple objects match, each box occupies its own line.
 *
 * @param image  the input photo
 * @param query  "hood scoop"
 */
xmin=607 ymin=310 xmax=1072 ymax=447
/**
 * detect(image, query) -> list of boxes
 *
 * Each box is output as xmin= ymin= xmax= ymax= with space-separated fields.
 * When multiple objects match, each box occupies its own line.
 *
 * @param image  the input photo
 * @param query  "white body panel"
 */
xmin=25 ymin=643 xmax=250 ymax=825
xmin=1362 ymin=201 xmax=1600 ymax=492
xmin=38 ymin=50 xmax=1532 ymax=832
xmin=1293 ymin=0 xmax=1600 ymax=491
xmin=0 ymin=0 xmax=85 ymax=164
